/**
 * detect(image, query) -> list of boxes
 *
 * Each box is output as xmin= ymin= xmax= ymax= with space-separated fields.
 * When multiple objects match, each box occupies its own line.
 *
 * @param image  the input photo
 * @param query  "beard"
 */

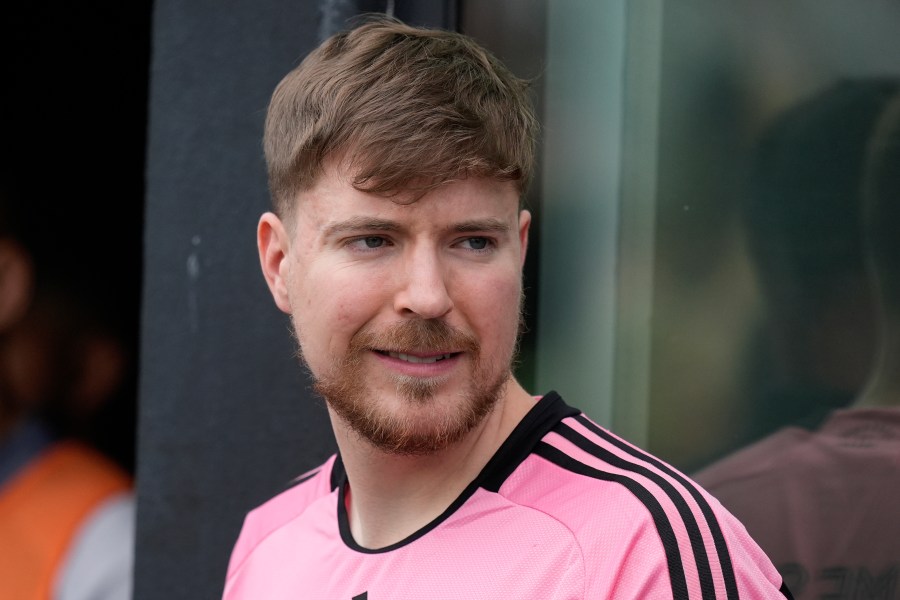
xmin=306 ymin=318 xmax=515 ymax=456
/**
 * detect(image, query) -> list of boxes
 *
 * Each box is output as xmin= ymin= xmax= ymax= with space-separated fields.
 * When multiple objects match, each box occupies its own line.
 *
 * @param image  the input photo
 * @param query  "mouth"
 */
xmin=374 ymin=350 xmax=459 ymax=364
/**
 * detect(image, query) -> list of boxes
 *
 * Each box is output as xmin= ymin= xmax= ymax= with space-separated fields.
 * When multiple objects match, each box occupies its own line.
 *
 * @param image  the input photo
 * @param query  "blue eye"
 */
xmin=346 ymin=236 xmax=391 ymax=252
xmin=461 ymin=237 xmax=493 ymax=251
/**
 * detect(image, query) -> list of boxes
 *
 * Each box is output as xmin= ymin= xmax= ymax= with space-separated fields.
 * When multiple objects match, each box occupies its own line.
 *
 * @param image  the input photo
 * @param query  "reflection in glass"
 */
xmin=695 ymin=80 xmax=900 ymax=599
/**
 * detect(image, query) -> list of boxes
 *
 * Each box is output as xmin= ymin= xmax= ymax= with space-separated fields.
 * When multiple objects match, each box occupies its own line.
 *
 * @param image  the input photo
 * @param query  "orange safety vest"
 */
xmin=0 ymin=441 xmax=131 ymax=600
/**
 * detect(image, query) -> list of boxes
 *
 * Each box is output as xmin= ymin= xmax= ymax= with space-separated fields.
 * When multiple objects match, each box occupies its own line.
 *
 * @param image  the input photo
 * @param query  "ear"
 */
xmin=258 ymin=212 xmax=293 ymax=314
xmin=0 ymin=239 xmax=34 ymax=331
xmin=517 ymin=209 xmax=531 ymax=268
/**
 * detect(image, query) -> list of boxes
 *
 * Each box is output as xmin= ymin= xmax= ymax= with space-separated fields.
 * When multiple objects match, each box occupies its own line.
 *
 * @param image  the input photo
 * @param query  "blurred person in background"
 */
xmin=695 ymin=79 xmax=900 ymax=599
xmin=0 ymin=171 xmax=135 ymax=600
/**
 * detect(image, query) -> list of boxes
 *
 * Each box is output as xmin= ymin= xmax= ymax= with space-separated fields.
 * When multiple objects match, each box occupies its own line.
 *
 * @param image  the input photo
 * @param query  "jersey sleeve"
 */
xmin=532 ymin=414 xmax=792 ymax=599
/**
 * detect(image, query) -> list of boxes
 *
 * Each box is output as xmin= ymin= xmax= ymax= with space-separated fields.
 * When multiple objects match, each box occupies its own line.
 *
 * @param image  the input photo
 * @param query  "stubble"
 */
xmin=308 ymin=318 xmax=511 ymax=455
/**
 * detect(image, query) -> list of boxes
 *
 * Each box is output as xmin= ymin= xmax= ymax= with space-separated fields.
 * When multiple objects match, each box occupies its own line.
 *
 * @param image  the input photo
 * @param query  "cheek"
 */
xmin=294 ymin=270 xmax=385 ymax=353
xmin=460 ymin=272 xmax=523 ymax=339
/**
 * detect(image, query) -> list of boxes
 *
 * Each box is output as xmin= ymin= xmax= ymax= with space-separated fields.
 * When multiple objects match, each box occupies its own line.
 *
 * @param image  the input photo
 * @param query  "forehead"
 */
xmin=292 ymin=166 xmax=520 ymax=230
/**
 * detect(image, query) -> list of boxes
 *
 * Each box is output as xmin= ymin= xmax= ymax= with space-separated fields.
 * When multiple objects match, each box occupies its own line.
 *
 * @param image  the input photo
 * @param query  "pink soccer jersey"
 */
xmin=223 ymin=393 xmax=791 ymax=599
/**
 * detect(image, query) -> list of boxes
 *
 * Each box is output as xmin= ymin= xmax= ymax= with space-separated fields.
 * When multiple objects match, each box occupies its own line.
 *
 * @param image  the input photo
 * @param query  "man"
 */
xmin=223 ymin=17 xmax=790 ymax=599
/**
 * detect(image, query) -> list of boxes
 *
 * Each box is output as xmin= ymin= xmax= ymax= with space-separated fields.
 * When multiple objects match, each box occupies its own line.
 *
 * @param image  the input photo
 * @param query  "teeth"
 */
xmin=388 ymin=352 xmax=452 ymax=364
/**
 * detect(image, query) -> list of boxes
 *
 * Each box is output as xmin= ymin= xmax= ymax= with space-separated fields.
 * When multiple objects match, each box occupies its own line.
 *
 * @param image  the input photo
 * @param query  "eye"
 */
xmin=459 ymin=237 xmax=493 ymax=252
xmin=347 ymin=236 xmax=391 ymax=251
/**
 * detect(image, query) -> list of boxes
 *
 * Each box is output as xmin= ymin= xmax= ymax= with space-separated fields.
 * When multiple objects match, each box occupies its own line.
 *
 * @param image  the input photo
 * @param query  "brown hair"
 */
xmin=264 ymin=16 xmax=538 ymax=215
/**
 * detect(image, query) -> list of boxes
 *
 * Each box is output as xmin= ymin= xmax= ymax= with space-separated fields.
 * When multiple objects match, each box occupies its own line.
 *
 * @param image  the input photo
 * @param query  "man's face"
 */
xmin=259 ymin=167 xmax=530 ymax=455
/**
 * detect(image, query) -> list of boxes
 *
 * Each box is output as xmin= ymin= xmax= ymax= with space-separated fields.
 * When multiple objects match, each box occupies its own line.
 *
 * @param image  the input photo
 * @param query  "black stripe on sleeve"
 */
xmin=573 ymin=414 xmax=740 ymax=600
xmin=556 ymin=424 xmax=718 ymax=600
xmin=534 ymin=442 xmax=690 ymax=600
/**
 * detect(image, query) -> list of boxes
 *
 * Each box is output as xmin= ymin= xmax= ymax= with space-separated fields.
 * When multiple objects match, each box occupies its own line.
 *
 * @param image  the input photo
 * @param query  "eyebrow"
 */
xmin=450 ymin=219 xmax=510 ymax=234
xmin=322 ymin=217 xmax=400 ymax=238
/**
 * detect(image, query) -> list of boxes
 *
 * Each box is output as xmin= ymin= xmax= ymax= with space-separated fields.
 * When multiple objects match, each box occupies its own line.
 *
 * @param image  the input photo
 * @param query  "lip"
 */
xmin=371 ymin=349 xmax=463 ymax=377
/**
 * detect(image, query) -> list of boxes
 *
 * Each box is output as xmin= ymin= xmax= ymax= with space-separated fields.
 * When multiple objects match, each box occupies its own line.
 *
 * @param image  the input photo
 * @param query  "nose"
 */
xmin=393 ymin=245 xmax=453 ymax=319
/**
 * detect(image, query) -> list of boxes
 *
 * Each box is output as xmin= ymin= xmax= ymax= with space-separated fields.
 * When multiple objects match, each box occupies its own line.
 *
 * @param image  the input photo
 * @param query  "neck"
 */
xmin=331 ymin=378 xmax=534 ymax=549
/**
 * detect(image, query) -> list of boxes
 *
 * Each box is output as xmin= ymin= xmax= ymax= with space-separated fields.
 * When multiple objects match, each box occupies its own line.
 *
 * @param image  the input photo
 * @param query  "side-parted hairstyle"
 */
xmin=264 ymin=16 xmax=538 ymax=215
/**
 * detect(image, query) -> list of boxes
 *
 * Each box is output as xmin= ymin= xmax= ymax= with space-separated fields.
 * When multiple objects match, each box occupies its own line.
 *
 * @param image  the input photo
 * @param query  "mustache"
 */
xmin=349 ymin=319 xmax=479 ymax=356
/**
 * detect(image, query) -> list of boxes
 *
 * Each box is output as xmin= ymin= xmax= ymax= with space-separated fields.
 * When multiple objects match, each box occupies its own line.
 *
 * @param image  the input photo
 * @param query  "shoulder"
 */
xmin=502 ymin=411 xmax=789 ymax=598
xmin=225 ymin=455 xmax=339 ymax=580
xmin=23 ymin=440 xmax=131 ymax=495
xmin=692 ymin=427 xmax=807 ymax=494
xmin=0 ymin=440 xmax=133 ymax=600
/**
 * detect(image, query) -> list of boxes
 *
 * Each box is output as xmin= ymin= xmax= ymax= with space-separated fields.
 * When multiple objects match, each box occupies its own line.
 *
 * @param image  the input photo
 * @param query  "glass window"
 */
xmin=469 ymin=2 xmax=900 ymax=597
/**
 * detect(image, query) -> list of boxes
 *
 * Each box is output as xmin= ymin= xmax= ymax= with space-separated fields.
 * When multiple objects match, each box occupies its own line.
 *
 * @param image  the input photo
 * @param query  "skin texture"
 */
xmin=258 ymin=167 xmax=536 ymax=547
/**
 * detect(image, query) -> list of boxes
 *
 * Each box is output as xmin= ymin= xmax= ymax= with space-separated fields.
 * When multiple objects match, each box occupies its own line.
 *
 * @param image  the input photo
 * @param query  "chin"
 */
xmin=322 ymin=376 xmax=509 ymax=456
